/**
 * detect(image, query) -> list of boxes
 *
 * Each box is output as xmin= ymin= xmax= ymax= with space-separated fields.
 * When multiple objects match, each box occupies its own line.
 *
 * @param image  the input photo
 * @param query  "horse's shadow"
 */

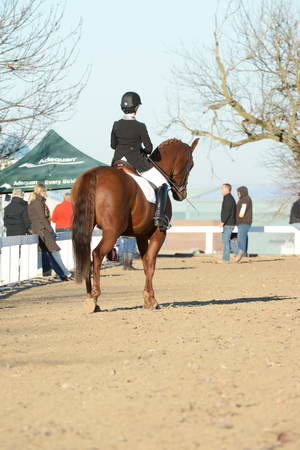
xmin=105 ymin=295 xmax=295 ymax=312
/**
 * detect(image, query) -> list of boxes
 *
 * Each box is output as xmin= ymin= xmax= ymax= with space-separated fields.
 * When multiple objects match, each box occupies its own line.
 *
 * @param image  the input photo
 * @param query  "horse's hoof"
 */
xmin=84 ymin=298 xmax=97 ymax=314
xmin=152 ymin=304 xmax=161 ymax=310
xmin=144 ymin=303 xmax=160 ymax=310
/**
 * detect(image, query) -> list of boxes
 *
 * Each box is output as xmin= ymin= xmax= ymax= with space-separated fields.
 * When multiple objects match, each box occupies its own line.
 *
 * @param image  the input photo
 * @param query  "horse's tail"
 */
xmin=72 ymin=170 xmax=97 ymax=283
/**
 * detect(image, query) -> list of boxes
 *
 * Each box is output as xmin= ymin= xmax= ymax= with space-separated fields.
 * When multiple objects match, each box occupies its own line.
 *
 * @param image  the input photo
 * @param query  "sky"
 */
xmin=49 ymin=0 xmax=293 ymax=196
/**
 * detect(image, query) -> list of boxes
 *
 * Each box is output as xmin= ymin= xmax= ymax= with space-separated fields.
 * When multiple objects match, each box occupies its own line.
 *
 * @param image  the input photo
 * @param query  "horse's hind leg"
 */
xmin=84 ymin=230 xmax=118 ymax=313
xmin=84 ymin=264 xmax=97 ymax=312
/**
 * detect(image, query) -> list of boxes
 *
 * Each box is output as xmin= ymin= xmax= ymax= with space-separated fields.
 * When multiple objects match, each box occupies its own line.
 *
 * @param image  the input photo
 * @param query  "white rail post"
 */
xmin=205 ymin=231 xmax=214 ymax=254
xmin=294 ymin=229 xmax=300 ymax=255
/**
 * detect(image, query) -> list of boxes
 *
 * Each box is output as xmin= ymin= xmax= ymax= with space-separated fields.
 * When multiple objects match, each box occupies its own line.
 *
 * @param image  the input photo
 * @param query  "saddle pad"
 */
xmin=125 ymin=172 xmax=156 ymax=204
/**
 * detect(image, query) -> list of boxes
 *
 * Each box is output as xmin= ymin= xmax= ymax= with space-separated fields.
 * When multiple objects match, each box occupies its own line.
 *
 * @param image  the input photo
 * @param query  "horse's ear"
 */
xmin=190 ymin=138 xmax=199 ymax=151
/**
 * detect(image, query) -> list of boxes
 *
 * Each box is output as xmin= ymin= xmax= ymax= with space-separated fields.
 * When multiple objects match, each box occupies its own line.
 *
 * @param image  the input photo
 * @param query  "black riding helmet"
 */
xmin=121 ymin=92 xmax=142 ymax=113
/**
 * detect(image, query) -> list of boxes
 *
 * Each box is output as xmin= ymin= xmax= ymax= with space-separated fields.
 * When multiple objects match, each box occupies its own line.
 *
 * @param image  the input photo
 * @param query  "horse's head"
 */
xmin=152 ymin=138 xmax=199 ymax=201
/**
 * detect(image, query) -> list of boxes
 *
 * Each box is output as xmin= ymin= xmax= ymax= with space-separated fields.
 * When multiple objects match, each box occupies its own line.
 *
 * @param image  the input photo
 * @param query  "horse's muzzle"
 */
xmin=172 ymin=188 xmax=187 ymax=201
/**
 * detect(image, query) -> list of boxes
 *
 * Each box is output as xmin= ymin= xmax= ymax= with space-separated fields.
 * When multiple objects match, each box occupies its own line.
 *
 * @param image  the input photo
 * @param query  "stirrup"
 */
xmin=154 ymin=215 xmax=171 ymax=232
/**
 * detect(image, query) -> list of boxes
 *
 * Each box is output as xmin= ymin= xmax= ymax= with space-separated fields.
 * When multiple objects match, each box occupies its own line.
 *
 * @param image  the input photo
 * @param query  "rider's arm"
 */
xmin=140 ymin=123 xmax=153 ymax=155
xmin=110 ymin=124 xmax=118 ymax=150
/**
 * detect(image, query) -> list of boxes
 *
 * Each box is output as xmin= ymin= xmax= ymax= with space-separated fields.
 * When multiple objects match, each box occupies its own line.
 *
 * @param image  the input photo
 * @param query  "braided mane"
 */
xmin=158 ymin=138 xmax=183 ymax=151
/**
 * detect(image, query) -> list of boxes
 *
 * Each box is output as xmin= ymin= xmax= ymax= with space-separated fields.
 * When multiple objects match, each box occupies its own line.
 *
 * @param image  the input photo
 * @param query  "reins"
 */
xmin=148 ymin=156 xmax=200 ymax=213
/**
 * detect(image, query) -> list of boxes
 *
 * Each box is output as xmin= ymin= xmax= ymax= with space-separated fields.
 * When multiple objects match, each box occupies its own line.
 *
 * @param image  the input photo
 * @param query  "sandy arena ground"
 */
xmin=1 ymin=254 xmax=300 ymax=450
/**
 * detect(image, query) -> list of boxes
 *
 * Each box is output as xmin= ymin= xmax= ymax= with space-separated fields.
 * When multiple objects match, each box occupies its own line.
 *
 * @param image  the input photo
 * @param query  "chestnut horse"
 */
xmin=72 ymin=138 xmax=199 ymax=312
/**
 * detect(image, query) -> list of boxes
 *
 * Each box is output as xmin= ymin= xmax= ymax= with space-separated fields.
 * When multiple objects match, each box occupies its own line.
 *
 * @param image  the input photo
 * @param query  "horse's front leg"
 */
xmin=138 ymin=231 xmax=166 ymax=310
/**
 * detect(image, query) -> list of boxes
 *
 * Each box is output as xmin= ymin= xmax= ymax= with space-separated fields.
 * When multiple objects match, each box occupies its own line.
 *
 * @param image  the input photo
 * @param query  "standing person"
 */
xmin=3 ymin=188 xmax=31 ymax=236
xmin=289 ymin=193 xmax=300 ymax=229
xmin=219 ymin=183 xmax=236 ymax=263
xmin=28 ymin=184 xmax=72 ymax=280
xmin=235 ymin=186 xmax=253 ymax=262
xmin=51 ymin=193 xmax=73 ymax=232
xmin=118 ymin=236 xmax=138 ymax=270
xmin=111 ymin=91 xmax=170 ymax=231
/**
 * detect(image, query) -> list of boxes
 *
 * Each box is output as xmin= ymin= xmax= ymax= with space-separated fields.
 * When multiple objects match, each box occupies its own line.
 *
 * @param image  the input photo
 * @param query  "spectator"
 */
xmin=51 ymin=193 xmax=73 ymax=232
xmin=235 ymin=186 xmax=253 ymax=262
xmin=4 ymin=188 xmax=31 ymax=236
xmin=28 ymin=184 xmax=72 ymax=281
xmin=219 ymin=183 xmax=236 ymax=263
xmin=289 ymin=193 xmax=300 ymax=229
xmin=118 ymin=237 xmax=137 ymax=270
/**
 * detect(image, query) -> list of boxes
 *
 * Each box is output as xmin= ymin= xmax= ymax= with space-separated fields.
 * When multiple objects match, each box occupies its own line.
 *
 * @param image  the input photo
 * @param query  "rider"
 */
xmin=111 ymin=91 xmax=169 ymax=231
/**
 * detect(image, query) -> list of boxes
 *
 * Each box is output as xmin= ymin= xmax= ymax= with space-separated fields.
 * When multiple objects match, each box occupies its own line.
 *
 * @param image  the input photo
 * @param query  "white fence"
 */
xmin=1 ymin=226 xmax=299 ymax=286
xmin=0 ymin=230 xmax=102 ymax=286
xmin=168 ymin=225 xmax=300 ymax=255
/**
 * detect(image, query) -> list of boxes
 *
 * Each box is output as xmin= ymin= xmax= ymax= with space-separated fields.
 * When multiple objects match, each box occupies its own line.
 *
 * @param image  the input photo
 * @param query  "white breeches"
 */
xmin=120 ymin=156 xmax=169 ymax=189
xmin=139 ymin=167 xmax=170 ymax=189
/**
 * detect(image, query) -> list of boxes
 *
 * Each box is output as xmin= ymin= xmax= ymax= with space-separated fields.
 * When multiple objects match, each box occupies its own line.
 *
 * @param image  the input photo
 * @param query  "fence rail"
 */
xmin=1 ymin=226 xmax=299 ymax=286
xmin=168 ymin=225 xmax=300 ymax=254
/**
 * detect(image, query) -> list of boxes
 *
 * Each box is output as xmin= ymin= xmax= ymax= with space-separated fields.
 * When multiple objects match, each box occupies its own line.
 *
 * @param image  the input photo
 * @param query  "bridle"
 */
xmin=148 ymin=152 xmax=199 ymax=212
xmin=148 ymin=156 xmax=193 ymax=195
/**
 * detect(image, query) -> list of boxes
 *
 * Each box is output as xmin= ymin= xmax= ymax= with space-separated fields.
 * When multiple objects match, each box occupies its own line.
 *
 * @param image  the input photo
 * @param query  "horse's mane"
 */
xmin=158 ymin=138 xmax=184 ymax=151
xmin=151 ymin=138 xmax=187 ymax=162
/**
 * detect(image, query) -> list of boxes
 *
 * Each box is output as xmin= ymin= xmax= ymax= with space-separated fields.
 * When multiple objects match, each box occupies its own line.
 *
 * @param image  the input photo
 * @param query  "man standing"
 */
xmin=289 ymin=193 xmax=300 ymax=229
xmin=4 ymin=188 xmax=31 ymax=236
xmin=235 ymin=186 xmax=253 ymax=262
xmin=51 ymin=193 xmax=73 ymax=232
xmin=219 ymin=183 xmax=236 ymax=263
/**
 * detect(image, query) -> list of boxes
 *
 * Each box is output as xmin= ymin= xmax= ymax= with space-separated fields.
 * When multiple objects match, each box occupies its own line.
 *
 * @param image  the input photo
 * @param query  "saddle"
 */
xmin=112 ymin=160 xmax=139 ymax=176
xmin=113 ymin=160 xmax=157 ymax=190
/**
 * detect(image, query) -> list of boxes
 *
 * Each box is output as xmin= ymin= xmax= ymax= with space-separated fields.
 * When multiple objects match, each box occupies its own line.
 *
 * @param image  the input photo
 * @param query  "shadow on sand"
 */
xmin=105 ymin=295 xmax=296 ymax=312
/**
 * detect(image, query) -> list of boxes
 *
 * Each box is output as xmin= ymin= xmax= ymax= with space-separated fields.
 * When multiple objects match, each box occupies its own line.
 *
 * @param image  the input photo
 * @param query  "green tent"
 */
xmin=0 ymin=130 xmax=106 ymax=193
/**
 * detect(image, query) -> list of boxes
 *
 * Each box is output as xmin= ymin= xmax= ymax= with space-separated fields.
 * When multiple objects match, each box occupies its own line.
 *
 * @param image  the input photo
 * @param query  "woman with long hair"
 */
xmin=28 ymin=183 xmax=72 ymax=281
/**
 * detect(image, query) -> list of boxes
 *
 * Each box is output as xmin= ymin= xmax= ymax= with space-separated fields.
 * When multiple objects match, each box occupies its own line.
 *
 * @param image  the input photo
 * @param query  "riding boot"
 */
xmin=154 ymin=183 xmax=170 ymax=232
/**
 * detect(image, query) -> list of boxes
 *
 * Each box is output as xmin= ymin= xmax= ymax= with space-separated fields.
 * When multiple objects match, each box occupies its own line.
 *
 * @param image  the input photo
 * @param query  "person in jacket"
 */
xmin=289 ymin=193 xmax=300 ymax=229
xmin=219 ymin=183 xmax=236 ymax=263
xmin=111 ymin=91 xmax=169 ymax=231
xmin=27 ymin=184 xmax=72 ymax=280
xmin=4 ymin=188 xmax=31 ymax=236
xmin=235 ymin=186 xmax=253 ymax=262
xmin=51 ymin=193 xmax=73 ymax=232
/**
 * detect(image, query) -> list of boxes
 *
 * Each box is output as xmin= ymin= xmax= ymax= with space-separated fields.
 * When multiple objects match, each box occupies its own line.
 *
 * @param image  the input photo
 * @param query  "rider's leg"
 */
xmin=139 ymin=167 xmax=170 ymax=231
xmin=139 ymin=166 xmax=168 ymax=188
xmin=154 ymin=183 xmax=170 ymax=231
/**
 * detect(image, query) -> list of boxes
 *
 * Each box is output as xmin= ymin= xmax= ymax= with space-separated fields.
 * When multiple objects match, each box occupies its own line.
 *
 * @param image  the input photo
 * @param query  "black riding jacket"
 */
xmin=110 ymin=117 xmax=153 ymax=172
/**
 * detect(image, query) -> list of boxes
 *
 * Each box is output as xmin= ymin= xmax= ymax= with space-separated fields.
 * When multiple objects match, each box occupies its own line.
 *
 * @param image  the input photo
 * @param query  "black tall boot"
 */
xmin=154 ymin=183 xmax=170 ymax=231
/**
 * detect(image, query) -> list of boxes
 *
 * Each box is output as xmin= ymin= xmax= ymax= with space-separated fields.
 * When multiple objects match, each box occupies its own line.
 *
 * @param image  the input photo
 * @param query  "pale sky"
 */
xmin=51 ymin=0 xmax=294 ymax=195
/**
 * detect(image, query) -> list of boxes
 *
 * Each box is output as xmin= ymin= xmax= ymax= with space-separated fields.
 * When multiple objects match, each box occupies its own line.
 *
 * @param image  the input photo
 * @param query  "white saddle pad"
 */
xmin=126 ymin=172 xmax=156 ymax=204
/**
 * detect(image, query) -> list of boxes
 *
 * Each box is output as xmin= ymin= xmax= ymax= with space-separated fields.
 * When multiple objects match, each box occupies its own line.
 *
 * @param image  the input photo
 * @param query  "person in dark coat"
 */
xmin=289 ymin=193 xmax=300 ymax=229
xmin=110 ymin=91 xmax=170 ymax=231
xmin=27 ymin=184 xmax=72 ymax=280
xmin=4 ymin=188 xmax=31 ymax=236
xmin=219 ymin=183 xmax=236 ymax=263
xmin=235 ymin=186 xmax=253 ymax=262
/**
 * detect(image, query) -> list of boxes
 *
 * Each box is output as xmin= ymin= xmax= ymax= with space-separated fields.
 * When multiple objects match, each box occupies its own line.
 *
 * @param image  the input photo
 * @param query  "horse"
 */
xmin=72 ymin=137 xmax=199 ymax=313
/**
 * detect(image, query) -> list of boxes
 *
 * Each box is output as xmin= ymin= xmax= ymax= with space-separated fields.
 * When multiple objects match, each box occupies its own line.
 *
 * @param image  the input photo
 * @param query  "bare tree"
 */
xmin=0 ymin=0 xmax=88 ymax=158
xmin=166 ymin=0 xmax=300 ymax=187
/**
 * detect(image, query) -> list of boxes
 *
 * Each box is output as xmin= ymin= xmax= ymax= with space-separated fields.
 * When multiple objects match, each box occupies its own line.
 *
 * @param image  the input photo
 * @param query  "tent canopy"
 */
xmin=0 ymin=130 xmax=106 ymax=193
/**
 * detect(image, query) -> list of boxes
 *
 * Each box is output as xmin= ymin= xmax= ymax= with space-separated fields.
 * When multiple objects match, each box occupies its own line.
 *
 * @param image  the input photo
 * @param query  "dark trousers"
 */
xmin=42 ymin=250 xmax=69 ymax=278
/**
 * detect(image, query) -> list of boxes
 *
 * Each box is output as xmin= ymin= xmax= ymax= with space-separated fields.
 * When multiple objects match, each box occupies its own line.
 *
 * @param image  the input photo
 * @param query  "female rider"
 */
xmin=111 ymin=91 xmax=169 ymax=231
